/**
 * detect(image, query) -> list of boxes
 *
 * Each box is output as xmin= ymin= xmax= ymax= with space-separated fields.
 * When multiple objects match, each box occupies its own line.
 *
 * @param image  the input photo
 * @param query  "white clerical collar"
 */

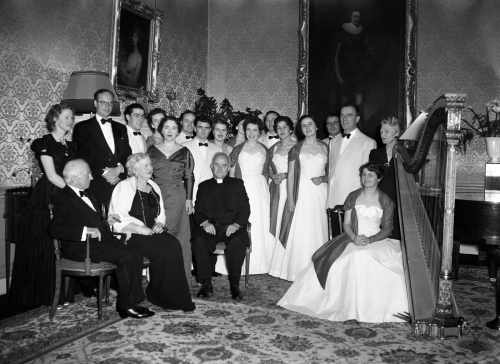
xmin=216 ymin=178 xmax=223 ymax=184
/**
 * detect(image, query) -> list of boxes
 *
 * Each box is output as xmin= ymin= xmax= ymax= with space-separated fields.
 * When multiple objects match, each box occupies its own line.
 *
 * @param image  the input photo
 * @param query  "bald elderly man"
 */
xmin=50 ymin=159 xmax=152 ymax=319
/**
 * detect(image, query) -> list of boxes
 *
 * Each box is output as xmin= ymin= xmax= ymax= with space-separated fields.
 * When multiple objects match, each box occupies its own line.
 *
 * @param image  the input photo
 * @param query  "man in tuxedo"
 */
xmin=184 ymin=118 xmax=218 ymax=205
xmin=73 ymin=89 xmax=131 ymax=206
xmin=192 ymin=153 xmax=250 ymax=300
xmin=175 ymin=110 xmax=196 ymax=144
xmin=322 ymin=114 xmax=341 ymax=144
xmin=124 ymin=103 xmax=147 ymax=154
xmin=327 ymin=104 xmax=376 ymax=207
xmin=50 ymin=159 xmax=153 ymax=318
xmin=258 ymin=110 xmax=280 ymax=149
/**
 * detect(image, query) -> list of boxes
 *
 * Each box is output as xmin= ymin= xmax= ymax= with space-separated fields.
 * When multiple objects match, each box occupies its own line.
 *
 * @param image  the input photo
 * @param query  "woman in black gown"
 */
xmin=369 ymin=116 xmax=401 ymax=239
xmin=8 ymin=103 xmax=75 ymax=313
xmin=109 ymin=153 xmax=195 ymax=311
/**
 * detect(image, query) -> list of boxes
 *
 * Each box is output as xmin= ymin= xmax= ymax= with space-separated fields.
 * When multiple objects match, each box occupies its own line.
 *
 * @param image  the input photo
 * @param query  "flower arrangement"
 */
xmin=194 ymin=88 xmax=262 ymax=141
xmin=459 ymin=98 xmax=500 ymax=152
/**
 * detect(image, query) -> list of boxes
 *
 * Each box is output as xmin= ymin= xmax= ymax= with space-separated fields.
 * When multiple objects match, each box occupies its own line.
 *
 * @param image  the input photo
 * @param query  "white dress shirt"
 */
xmin=258 ymin=132 xmax=280 ymax=149
xmin=68 ymin=185 xmax=96 ymax=241
xmin=184 ymin=138 xmax=218 ymax=204
xmin=126 ymin=125 xmax=147 ymax=154
xmin=95 ymin=114 xmax=116 ymax=154
xmin=340 ymin=128 xmax=358 ymax=155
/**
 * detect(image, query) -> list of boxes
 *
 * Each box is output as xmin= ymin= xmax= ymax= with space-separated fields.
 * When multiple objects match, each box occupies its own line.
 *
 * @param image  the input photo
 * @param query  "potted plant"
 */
xmin=461 ymin=98 xmax=500 ymax=161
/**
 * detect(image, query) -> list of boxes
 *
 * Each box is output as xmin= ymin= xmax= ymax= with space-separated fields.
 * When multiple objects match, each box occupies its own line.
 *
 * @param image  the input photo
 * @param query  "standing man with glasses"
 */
xmin=124 ymin=103 xmax=147 ymax=154
xmin=73 ymin=88 xmax=132 ymax=207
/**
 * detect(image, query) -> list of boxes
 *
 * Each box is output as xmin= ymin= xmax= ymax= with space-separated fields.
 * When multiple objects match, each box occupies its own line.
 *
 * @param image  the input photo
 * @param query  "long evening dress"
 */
xmin=8 ymin=134 xmax=73 ymax=312
xmin=148 ymin=145 xmax=194 ymax=281
xmin=126 ymin=189 xmax=195 ymax=311
xmin=274 ymin=151 xmax=328 ymax=281
xmin=268 ymin=152 xmax=290 ymax=277
xmin=278 ymin=199 xmax=408 ymax=323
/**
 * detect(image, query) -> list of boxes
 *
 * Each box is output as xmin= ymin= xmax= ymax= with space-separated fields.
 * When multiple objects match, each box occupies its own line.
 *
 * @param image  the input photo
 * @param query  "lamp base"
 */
xmin=414 ymin=316 xmax=465 ymax=339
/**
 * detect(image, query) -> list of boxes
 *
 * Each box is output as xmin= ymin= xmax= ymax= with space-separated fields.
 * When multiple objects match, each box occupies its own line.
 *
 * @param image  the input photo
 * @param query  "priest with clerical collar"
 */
xmin=124 ymin=103 xmax=147 ymax=154
xmin=192 ymin=152 xmax=250 ymax=301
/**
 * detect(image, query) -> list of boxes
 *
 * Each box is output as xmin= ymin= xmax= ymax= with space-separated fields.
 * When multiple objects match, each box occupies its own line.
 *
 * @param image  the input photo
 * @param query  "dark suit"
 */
xmin=73 ymin=117 xmax=131 ymax=205
xmin=192 ymin=177 xmax=250 ymax=285
xmin=50 ymin=186 xmax=144 ymax=311
xmin=369 ymin=147 xmax=400 ymax=239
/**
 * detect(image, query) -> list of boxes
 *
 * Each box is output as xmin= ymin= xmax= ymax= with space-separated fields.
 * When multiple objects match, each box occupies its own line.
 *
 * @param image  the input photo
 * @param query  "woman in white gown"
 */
xmin=226 ymin=118 xmax=276 ymax=274
xmin=278 ymin=162 xmax=408 ymax=323
xmin=272 ymin=115 xmax=328 ymax=281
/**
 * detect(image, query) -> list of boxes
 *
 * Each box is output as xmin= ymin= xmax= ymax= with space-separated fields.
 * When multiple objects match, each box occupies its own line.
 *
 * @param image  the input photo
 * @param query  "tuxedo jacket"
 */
xmin=327 ymin=129 xmax=376 ymax=207
xmin=193 ymin=177 xmax=250 ymax=243
xmin=50 ymin=186 xmax=112 ymax=255
xmin=73 ymin=117 xmax=131 ymax=178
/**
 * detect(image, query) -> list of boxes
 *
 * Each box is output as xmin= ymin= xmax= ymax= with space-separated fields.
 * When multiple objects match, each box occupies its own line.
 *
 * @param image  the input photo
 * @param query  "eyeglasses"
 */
xmin=97 ymin=100 xmax=113 ymax=107
xmin=131 ymin=113 xmax=145 ymax=119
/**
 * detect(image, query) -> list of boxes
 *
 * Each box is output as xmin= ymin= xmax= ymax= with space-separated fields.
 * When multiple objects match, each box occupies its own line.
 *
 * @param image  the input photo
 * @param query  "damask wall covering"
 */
xmin=0 ymin=0 xmax=207 ymax=187
xmin=207 ymin=0 xmax=298 ymax=120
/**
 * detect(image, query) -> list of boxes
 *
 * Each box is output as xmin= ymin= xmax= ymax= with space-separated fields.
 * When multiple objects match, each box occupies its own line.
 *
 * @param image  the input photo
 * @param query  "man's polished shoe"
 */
xmin=133 ymin=306 xmax=155 ymax=317
xmin=230 ymin=286 xmax=243 ymax=301
xmin=118 ymin=307 xmax=153 ymax=319
xmin=197 ymin=282 xmax=213 ymax=298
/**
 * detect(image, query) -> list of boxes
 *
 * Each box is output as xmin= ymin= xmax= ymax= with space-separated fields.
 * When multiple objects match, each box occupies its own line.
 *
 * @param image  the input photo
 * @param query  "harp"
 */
xmin=395 ymin=93 xmax=466 ymax=337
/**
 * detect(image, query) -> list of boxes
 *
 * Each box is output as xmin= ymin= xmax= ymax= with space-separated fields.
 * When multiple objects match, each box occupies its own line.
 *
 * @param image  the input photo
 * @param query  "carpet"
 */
xmin=4 ymin=267 xmax=497 ymax=364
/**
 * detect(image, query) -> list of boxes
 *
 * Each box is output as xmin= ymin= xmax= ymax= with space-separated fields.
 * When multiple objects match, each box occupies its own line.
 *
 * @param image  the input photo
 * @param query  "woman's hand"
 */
xmin=152 ymin=223 xmax=165 ymax=234
xmin=310 ymin=176 xmax=325 ymax=185
xmin=354 ymin=235 xmax=370 ymax=246
xmin=185 ymin=200 xmax=194 ymax=215
xmin=137 ymin=226 xmax=154 ymax=235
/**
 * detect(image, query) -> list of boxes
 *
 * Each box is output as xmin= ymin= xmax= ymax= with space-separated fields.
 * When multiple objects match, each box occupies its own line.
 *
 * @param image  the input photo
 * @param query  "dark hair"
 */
xmin=147 ymin=108 xmax=166 ymax=132
xmin=263 ymin=110 xmax=280 ymax=132
xmin=325 ymin=113 xmax=339 ymax=121
xmin=45 ymin=103 xmax=74 ymax=132
xmin=194 ymin=118 xmax=212 ymax=127
xmin=340 ymin=104 xmax=360 ymax=115
xmin=295 ymin=114 xmax=316 ymax=140
xmin=158 ymin=116 xmax=181 ymax=136
xmin=124 ymin=103 xmax=145 ymax=117
xmin=273 ymin=116 xmax=294 ymax=133
xmin=180 ymin=110 xmax=196 ymax=121
xmin=93 ymin=88 xmax=114 ymax=101
xmin=359 ymin=162 xmax=384 ymax=179
xmin=243 ymin=118 xmax=264 ymax=135
xmin=213 ymin=120 xmax=229 ymax=129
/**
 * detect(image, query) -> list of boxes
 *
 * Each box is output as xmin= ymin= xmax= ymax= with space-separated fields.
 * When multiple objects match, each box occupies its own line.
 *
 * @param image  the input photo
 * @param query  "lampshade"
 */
xmin=62 ymin=71 xmax=120 ymax=116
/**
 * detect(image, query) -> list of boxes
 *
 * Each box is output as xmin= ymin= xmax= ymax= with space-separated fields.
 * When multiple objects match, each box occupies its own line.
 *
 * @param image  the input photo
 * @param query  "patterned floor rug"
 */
xmin=2 ymin=267 xmax=500 ymax=363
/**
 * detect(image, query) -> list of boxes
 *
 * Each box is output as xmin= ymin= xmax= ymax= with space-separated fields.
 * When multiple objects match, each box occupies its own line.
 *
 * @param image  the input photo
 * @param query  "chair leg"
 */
xmin=105 ymin=275 xmax=111 ymax=305
xmin=50 ymin=269 xmax=61 ymax=319
xmin=63 ymin=276 xmax=71 ymax=304
xmin=97 ymin=275 xmax=104 ymax=320
xmin=245 ymin=249 xmax=250 ymax=289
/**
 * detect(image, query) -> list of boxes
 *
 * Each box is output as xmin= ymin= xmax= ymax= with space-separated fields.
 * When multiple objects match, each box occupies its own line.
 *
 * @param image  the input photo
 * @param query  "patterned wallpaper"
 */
xmin=0 ymin=0 xmax=207 ymax=186
xmin=207 ymin=0 xmax=298 ymax=120
xmin=417 ymin=1 xmax=500 ymax=197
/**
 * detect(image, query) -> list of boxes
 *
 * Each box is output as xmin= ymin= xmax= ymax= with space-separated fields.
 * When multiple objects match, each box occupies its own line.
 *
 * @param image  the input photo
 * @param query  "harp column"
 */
xmin=434 ymin=94 xmax=466 ymax=322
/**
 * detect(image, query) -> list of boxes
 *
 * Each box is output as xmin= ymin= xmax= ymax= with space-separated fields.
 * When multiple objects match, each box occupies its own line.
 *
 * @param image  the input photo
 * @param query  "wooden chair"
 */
xmin=49 ymin=204 xmax=116 ymax=320
xmin=326 ymin=205 xmax=345 ymax=239
xmin=213 ymin=223 xmax=252 ymax=289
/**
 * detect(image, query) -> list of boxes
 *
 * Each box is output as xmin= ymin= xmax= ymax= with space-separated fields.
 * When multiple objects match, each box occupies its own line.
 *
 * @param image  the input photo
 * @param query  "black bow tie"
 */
xmin=185 ymin=135 xmax=194 ymax=139
xmin=133 ymin=131 xmax=141 ymax=136
xmin=199 ymin=142 xmax=208 ymax=147
xmin=79 ymin=190 xmax=90 ymax=198
xmin=100 ymin=118 xmax=111 ymax=125
xmin=268 ymin=135 xmax=279 ymax=139
xmin=342 ymin=133 xmax=351 ymax=139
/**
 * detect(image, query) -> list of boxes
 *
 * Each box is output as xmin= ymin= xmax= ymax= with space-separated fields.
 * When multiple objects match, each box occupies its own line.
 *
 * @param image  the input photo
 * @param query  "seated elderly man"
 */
xmin=50 ymin=159 xmax=153 ymax=319
xmin=192 ymin=152 xmax=250 ymax=300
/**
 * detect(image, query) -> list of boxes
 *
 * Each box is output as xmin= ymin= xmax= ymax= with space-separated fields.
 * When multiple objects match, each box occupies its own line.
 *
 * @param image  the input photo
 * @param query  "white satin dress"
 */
xmin=278 ymin=204 xmax=408 ymax=323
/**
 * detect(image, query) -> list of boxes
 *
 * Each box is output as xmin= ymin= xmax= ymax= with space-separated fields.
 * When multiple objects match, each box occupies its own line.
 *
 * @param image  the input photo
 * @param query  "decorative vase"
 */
xmin=485 ymin=137 xmax=500 ymax=163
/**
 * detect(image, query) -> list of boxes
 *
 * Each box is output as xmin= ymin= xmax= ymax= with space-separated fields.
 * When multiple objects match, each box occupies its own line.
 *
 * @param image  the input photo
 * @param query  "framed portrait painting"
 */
xmin=298 ymin=0 xmax=417 ymax=137
xmin=110 ymin=0 xmax=162 ymax=102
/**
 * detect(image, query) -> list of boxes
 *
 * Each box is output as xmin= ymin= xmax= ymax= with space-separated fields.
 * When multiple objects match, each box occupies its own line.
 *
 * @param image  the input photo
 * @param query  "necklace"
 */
xmin=137 ymin=187 xmax=160 ymax=225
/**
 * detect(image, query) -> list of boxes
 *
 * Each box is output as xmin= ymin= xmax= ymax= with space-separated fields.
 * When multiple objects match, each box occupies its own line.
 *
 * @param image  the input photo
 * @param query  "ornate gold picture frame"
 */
xmin=298 ymin=0 xmax=417 ymax=128
xmin=110 ymin=0 xmax=162 ymax=102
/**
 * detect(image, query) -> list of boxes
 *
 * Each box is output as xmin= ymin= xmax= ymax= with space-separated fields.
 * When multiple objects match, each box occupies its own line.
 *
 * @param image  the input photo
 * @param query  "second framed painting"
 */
xmin=298 ymin=0 xmax=417 ymax=137
xmin=110 ymin=0 xmax=162 ymax=102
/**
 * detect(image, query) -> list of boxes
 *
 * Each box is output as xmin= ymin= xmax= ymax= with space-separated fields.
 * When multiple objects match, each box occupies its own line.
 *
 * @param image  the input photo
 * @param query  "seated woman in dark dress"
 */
xmin=369 ymin=116 xmax=401 ymax=239
xmin=8 ymin=103 xmax=75 ymax=313
xmin=109 ymin=153 xmax=195 ymax=312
